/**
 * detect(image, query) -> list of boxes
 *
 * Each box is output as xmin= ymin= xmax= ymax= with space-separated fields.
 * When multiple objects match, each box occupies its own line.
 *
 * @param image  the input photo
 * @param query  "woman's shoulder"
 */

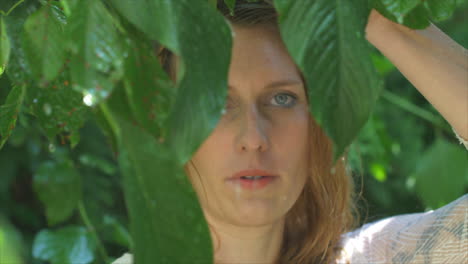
xmin=335 ymin=194 xmax=467 ymax=263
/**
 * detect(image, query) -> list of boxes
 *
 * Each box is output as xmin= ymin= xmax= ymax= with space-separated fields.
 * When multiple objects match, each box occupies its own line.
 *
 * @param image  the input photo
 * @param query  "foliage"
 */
xmin=0 ymin=0 xmax=466 ymax=263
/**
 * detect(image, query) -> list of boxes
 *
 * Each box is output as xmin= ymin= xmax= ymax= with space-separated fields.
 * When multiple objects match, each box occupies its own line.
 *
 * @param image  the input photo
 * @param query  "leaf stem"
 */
xmin=78 ymin=200 xmax=109 ymax=263
xmin=381 ymin=89 xmax=452 ymax=134
xmin=0 ymin=0 xmax=25 ymax=16
xmin=99 ymin=102 xmax=121 ymax=143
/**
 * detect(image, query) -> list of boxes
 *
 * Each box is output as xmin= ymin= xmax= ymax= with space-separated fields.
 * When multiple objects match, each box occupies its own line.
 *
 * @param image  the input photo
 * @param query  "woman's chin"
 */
xmin=230 ymin=208 xmax=283 ymax=226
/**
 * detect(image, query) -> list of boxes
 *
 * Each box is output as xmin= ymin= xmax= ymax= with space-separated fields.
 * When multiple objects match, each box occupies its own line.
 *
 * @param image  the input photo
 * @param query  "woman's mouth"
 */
xmin=227 ymin=176 xmax=278 ymax=190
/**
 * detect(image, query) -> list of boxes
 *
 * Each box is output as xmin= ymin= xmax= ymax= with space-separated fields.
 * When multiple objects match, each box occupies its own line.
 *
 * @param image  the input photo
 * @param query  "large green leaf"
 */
xmin=424 ymin=0 xmax=457 ymax=22
xmin=371 ymin=0 xmax=457 ymax=29
xmin=110 ymin=0 xmax=232 ymax=165
xmin=122 ymin=38 xmax=175 ymax=139
xmin=33 ymin=159 xmax=82 ymax=226
xmin=409 ymin=139 xmax=468 ymax=209
xmin=25 ymin=71 xmax=89 ymax=147
xmin=274 ymin=0 xmax=383 ymax=162
xmin=0 ymin=84 xmax=25 ymax=149
xmin=67 ymin=0 xmax=125 ymax=105
xmin=379 ymin=0 xmax=420 ymax=18
xmin=3 ymin=1 xmax=39 ymax=85
xmin=0 ymin=16 xmax=10 ymax=76
xmin=114 ymin=115 xmax=213 ymax=263
xmin=32 ymin=226 xmax=96 ymax=264
xmin=22 ymin=3 xmax=66 ymax=83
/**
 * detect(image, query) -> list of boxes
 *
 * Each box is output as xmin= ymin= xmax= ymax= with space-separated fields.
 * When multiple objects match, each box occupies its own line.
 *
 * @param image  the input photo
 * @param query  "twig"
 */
xmin=0 ymin=0 xmax=25 ymax=16
xmin=78 ymin=200 xmax=110 ymax=263
xmin=381 ymin=89 xmax=452 ymax=134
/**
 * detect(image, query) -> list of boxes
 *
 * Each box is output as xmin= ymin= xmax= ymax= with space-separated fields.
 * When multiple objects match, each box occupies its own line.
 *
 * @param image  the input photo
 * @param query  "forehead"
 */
xmin=228 ymin=24 xmax=302 ymax=89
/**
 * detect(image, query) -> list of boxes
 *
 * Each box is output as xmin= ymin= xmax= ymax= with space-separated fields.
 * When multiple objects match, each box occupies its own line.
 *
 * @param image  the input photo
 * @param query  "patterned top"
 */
xmin=334 ymin=194 xmax=467 ymax=263
xmin=113 ymin=130 xmax=468 ymax=264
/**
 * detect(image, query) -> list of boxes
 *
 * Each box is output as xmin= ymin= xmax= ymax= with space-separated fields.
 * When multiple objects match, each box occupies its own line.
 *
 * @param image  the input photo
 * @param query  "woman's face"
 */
xmin=186 ymin=24 xmax=310 ymax=227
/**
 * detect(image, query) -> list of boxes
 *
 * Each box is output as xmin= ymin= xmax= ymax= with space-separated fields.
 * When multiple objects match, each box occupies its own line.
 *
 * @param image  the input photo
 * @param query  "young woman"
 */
xmin=114 ymin=1 xmax=467 ymax=263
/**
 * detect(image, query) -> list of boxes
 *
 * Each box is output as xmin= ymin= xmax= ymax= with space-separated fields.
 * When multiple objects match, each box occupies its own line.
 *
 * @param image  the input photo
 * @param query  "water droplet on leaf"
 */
xmin=83 ymin=93 xmax=95 ymax=106
xmin=43 ymin=103 xmax=52 ymax=116
xmin=48 ymin=143 xmax=56 ymax=153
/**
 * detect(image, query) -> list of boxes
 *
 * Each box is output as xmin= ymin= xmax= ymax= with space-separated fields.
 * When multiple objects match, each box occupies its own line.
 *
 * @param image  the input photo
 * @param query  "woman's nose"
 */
xmin=236 ymin=106 xmax=269 ymax=152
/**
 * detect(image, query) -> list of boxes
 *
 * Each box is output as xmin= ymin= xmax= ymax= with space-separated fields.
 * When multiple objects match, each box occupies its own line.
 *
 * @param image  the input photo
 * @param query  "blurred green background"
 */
xmin=1 ymin=2 xmax=467 ymax=264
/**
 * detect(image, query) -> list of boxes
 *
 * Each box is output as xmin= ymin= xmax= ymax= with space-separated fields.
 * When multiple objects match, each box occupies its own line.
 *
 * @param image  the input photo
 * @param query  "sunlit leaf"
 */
xmin=33 ymin=160 xmax=82 ymax=226
xmin=371 ymin=52 xmax=395 ymax=76
xmin=370 ymin=162 xmax=387 ymax=182
xmin=110 ymin=0 xmax=232 ymax=165
xmin=0 ymin=84 xmax=25 ymax=150
xmin=424 ymin=0 xmax=457 ymax=21
xmin=67 ymin=0 xmax=125 ymax=105
xmin=274 ymin=0 xmax=383 ymax=162
xmin=0 ymin=217 xmax=25 ymax=264
xmin=371 ymin=0 xmax=457 ymax=29
xmin=3 ymin=1 xmax=39 ymax=85
xmin=379 ymin=0 xmax=420 ymax=18
xmin=0 ymin=17 xmax=11 ymax=76
xmin=32 ymin=226 xmax=96 ymax=264
xmin=22 ymin=3 xmax=66 ymax=83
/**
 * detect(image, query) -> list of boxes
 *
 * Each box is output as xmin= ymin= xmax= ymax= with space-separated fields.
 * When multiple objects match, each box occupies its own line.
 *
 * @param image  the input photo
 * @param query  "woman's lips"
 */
xmin=228 ymin=168 xmax=279 ymax=180
xmin=226 ymin=176 xmax=278 ymax=190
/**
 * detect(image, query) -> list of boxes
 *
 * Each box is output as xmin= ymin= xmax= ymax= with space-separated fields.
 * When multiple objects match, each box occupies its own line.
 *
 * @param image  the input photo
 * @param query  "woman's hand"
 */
xmin=365 ymin=9 xmax=468 ymax=141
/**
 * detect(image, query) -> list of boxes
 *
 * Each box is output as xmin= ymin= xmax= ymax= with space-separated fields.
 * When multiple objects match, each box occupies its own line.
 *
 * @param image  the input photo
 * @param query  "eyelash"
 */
xmin=225 ymin=92 xmax=298 ymax=109
xmin=270 ymin=92 xmax=298 ymax=108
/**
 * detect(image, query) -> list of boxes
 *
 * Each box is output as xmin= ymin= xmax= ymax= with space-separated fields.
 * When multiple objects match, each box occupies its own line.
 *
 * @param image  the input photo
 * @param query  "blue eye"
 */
xmin=271 ymin=93 xmax=297 ymax=107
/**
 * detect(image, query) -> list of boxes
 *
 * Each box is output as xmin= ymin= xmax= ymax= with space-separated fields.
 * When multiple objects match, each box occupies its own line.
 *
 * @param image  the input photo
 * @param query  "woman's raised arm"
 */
xmin=365 ymin=9 xmax=468 ymax=142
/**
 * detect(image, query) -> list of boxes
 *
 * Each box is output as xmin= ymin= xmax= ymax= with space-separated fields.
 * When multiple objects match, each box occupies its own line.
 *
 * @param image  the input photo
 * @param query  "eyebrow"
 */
xmin=228 ymin=80 xmax=303 ymax=91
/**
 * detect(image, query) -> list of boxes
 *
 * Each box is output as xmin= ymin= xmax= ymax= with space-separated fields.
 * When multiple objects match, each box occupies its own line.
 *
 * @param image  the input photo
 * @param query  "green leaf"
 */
xmin=0 ymin=17 xmax=11 ymax=76
xmin=370 ymin=162 xmax=387 ymax=182
xmin=379 ymin=0 xmax=420 ymax=18
xmin=425 ymin=0 xmax=457 ymax=21
xmin=32 ymin=226 xmax=96 ymax=264
xmin=399 ymin=4 xmax=430 ymax=29
xmin=33 ymin=159 xmax=82 ymax=226
xmin=25 ymin=72 xmax=89 ymax=147
xmin=122 ymin=38 xmax=175 ymax=139
xmin=371 ymin=52 xmax=395 ymax=76
xmin=79 ymin=153 xmax=117 ymax=175
xmin=114 ymin=115 xmax=213 ymax=263
xmin=102 ymin=215 xmax=132 ymax=248
xmin=0 ymin=217 xmax=25 ymax=264
xmin=0 ymin=84 xmax=25 ymax=150
xmin=209 ymin=0 xmax=218 ymax=8
xmin=3 ymin=1 xmax=39 ymax=85
xmin=274 ymin=0 xmax=383 ymax=162
xmin=110 ymin=0 xmax=232 ymax=165
xmin=22 ymin=3 xmax=66 ymax=83
xmin=224 ymin=0 xmax=236 ymax=16
xmin=371 ymin=0 xmax=457 ymax=29
xmin=67 ymin=0 xmax=125 ymax=105
xmin=410 ymin=138 xmax=468 ymax=209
